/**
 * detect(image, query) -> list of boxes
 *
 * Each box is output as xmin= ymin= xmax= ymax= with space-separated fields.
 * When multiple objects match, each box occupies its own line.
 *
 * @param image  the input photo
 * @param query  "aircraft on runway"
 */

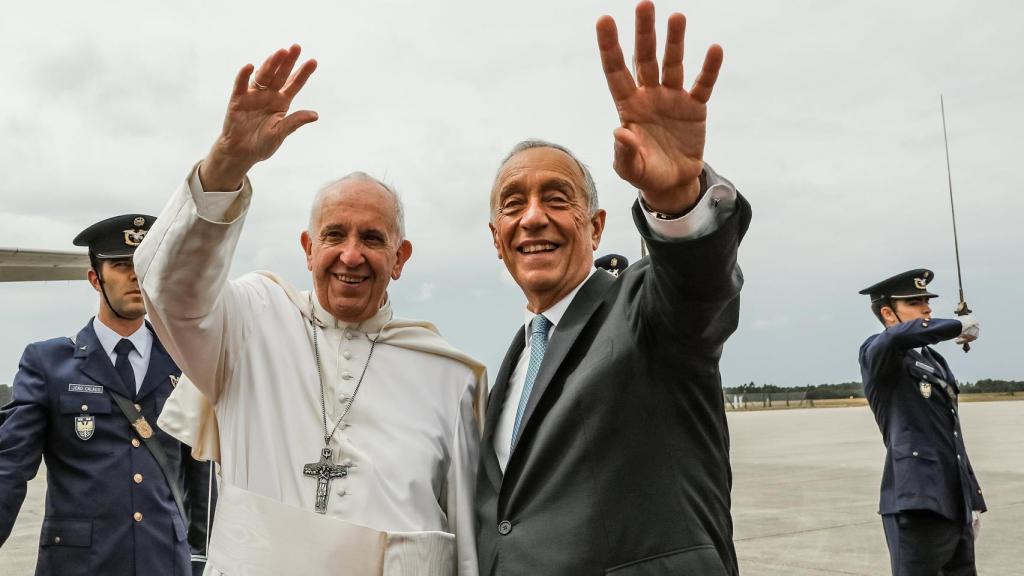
xmin=0 ymin=247 xmax=89 ymax=282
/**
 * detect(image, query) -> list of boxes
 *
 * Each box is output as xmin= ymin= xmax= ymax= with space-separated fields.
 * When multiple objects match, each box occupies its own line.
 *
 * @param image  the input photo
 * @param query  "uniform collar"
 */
xmin=309 ymin=293 xmax=394 ymax=335
xmin=92 ymin=317 xmax=152 ymax=360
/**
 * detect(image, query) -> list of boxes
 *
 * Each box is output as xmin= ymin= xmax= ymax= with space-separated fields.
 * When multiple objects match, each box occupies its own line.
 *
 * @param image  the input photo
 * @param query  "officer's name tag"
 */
xmin=68 ymin=383 xmax=104 ymax=394
xmin=914 ymin=361 xmax=935 ymax=373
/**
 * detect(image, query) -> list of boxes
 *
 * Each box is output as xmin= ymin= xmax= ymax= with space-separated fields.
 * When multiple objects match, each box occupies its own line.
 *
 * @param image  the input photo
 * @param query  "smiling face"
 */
xmin=89 ymin=258 xmax=147 ymax=321
xmin=489 ymin=146 xmax=606 ymax=313
xmin=301 ymin=180 xmax=412 ymax=323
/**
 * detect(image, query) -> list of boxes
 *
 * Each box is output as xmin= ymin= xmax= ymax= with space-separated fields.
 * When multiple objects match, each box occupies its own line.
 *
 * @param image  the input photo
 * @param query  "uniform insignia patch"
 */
xmin=169 ymin=374 xmax=179 ymax=388
xmin=133 ymin=216 xmax=146 ymax=227
xmin=914 ymin=277 xmax=927 ymax=290
xmin=122 ymin=228 xmax=148 ymax=246
xmin=68 ymin=383 xmax=104 ymax=394
xmin=75 ymin=415 xmax=95 ymax=440
xmin=919 ymin=381 xmax=932 ymax=399
xmin=914 ymin=361 xmax=935 ymax=373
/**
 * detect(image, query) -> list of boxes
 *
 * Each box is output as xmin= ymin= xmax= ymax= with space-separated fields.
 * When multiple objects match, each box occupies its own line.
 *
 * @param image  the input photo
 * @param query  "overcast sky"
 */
xmin=1 ymin=0 xmax=1021 ymax=387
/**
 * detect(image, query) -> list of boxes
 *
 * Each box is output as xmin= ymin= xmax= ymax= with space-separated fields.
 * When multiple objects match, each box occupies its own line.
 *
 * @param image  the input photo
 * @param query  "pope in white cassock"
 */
xmin=134 ymin=45 xmax=486 ymax=576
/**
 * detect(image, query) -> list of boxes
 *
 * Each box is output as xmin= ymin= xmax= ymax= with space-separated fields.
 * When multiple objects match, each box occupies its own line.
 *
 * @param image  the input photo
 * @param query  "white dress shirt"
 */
xmin=91 ymin=317 xmax=152 ymax=393
xmin=494 ymin=165 xmax=739 ymax=470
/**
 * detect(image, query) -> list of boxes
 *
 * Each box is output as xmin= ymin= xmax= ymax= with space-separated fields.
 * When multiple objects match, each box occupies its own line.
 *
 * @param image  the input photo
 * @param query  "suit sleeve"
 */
xmin=182 ymin=445 xmax=216 ymax=569
xmin=860 ymin=318 xmax=963 ymax=381
xmin=446 ymin=371 xmax=481 ymax=576
xmin=632 ymin=166 xmax=752 ymax=353
xmin=135 ymin=163 xmax=255 ymax=403
xmin=0 ymin=344 xmax=49 ymax=545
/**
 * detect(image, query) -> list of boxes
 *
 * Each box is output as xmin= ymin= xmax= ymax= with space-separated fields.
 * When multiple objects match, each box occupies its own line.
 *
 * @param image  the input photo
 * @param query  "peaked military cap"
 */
xmin=595 ymin=253 xmax=629 ymax=277
xmin=73 ymin=214 xmax=155 ymax=259
xmin=858 ymin=268 xmax=938 ymax=303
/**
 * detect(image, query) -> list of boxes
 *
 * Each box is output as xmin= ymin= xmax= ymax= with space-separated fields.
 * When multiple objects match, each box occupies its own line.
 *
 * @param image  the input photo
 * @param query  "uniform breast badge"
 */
xmin=75 ymin=414 xmax=96 ymax=440
xmin=132 ymin=416 xmax=154 ymax=439
xmin=919 ymin=381 xmax=933 ymax=399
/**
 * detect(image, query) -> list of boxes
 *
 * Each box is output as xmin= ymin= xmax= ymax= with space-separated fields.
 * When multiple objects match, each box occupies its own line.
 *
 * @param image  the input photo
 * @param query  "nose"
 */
xmin=337 ymin=240 xmax=365 ymax=268
xmin=519 ymin=196 xmax=549 ymax=230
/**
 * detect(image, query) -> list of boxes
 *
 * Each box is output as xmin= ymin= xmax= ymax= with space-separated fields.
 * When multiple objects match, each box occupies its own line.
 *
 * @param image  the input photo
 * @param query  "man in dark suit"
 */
xmin=0 ymin=214 xmax=213 ymax=576
xmin=476 ymin=3 xmax=750 ymax=574
xmin=859 ymin=269 xmax=985 ymax=576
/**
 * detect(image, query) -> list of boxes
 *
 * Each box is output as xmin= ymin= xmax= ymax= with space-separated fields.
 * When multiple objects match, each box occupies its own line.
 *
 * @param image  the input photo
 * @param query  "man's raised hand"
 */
xmin=597 ymin=2 xmax=723 ymax=214
xmin=200 ymin=44 xmax=318 ymax=191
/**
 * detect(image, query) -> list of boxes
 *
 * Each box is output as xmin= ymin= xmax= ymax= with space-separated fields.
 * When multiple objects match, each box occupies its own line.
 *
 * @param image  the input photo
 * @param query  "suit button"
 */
xmin=957 ymin=454 xmax=962 ymax=460
xmin=131 ymin=438 xmax=141 ymax=448
xmin=53 ymin=536 xmax=61 ymax=544
xmin=133 ymin=512 xmax=143 ymax=522
xmin=133 ymin=473 xmax=144 ymax=484
xmin=978 ymin=489 xmax=983 ymax=495
xmin=954 ymin=431 xmax=959 ymax=437
xmin=80 ymin=404 xmax=89 ymax=412
xmin=497 ymin=520 xmax=512 ymax=535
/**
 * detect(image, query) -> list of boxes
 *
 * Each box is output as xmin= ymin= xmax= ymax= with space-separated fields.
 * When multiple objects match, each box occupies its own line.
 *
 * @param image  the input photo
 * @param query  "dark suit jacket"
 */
xmin=860 ymin=318 xmax=986 ymax=523
xmin=0 ymin=319 xmax=212 ymax=576
xmin=476 ymin=191 xmax=752 ymax=576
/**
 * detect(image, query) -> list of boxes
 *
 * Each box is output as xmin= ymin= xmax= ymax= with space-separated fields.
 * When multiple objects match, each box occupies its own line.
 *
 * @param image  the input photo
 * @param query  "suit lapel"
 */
xmin=75 ymin=321 xmax=132 ymax=399
xmin=137 ymin=326 xmax=178 ymax=400
xmin=510 ymin=272 xmax=613 ymax=460
xmin=482 ymin=326 xmax=526 ymax=487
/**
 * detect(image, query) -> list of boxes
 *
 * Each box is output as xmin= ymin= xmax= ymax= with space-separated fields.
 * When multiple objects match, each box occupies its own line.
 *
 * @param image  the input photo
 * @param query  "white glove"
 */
xmin=956 ymin=314 xmax=980 ymax=345
xmin=972 ymin=511 xmax=981 ymax=542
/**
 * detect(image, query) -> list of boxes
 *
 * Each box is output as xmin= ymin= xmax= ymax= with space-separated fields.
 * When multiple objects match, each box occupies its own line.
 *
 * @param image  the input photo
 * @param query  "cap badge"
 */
xmin=133 ymin=216 xmax=145 ymax=227
xmin=123 ymin=228 xmax=148 ymax=246
xmin=914 ymin=277 xmax=927 ymax=290
xmin=919 ymin=381 xmax=932 ymax=399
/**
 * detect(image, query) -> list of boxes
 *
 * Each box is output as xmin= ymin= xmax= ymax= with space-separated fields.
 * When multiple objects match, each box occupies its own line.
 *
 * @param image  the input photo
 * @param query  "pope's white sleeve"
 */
xmin=448 ymin=370 xmax=482 ymax=576
xmin=135 ymin=161 xmax=253 ymax=403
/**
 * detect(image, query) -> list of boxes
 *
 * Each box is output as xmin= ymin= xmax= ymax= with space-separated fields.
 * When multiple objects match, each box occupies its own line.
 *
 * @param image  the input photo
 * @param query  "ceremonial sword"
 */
xmin=940 ymin=95 xmax=972 ymax=353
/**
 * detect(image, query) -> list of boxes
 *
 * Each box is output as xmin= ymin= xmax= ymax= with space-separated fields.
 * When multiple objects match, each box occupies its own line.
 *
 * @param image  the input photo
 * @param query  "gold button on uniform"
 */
xmin=80 ymin=404 xmax=89 ymax=412
xmin=54 ymin=536 xmax=61 ymax=544
xmin=131 ymin=438 xmax=141 ymax=448
xmin=133 ymin=473 xmax=144 ymax=484
xmin=133 ymin=512 xmax=143 ymax=522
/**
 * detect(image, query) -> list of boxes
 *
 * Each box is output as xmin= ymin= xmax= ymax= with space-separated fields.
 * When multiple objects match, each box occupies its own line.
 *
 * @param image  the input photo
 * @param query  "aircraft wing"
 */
xmin=0 ymin=247 xmax=90 ymax=282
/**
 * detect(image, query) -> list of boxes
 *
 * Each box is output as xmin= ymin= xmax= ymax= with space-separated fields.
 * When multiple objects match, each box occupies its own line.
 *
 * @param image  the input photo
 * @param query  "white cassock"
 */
xmin=135 ymin=165 xmax=486 ymax=576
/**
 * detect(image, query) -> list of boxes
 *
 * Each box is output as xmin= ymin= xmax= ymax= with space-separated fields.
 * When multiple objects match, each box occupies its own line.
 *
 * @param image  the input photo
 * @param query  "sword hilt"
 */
xmin=955 ymin=300 xmax=972 ymax=352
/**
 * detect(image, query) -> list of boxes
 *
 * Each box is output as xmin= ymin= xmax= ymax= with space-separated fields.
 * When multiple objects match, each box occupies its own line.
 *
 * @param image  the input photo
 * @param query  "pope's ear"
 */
xmin=300 ymin=231 xmax=314 ymax=272
xmin=391 ymin=239 xmax=413 ymax=280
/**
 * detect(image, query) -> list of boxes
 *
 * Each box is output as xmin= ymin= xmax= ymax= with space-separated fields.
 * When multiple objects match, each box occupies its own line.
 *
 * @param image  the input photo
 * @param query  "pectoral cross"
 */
xmin=303 ymin=446 xmax=349 ymax=514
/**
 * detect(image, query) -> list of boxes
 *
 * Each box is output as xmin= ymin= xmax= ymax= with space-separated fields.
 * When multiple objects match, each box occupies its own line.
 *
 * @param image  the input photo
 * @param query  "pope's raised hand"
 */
xmin=200 ymin=44 xmax=318 ymax=191
xmin=597 ymin=2 xmax=723 ymax=214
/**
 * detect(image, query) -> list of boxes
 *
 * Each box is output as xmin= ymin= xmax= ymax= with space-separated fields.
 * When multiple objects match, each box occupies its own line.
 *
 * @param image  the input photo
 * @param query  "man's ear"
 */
xmin=488 ymin=222 xmax=504 ymax=260
xmin=87 ymin=268 xmax=102 ymax=293
xmin=391 ymin=240 xmax=413 ymax=280
xmin=300 ymin=231 xmax=314 ymax=272
xmin=590 ymin=209 xmax=607 ymax=251
xmin=880 ymin=304 xmax=898 ymax=325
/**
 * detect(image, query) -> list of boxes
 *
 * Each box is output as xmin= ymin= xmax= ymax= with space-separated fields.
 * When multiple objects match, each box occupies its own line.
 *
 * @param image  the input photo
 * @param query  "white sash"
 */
xmin=206 ymin=483 xmax=455 ymax=576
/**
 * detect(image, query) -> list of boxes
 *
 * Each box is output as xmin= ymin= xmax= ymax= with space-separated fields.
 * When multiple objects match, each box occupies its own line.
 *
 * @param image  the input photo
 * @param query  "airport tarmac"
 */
xmin=2 ymin=401 xmax=1021 ymax=574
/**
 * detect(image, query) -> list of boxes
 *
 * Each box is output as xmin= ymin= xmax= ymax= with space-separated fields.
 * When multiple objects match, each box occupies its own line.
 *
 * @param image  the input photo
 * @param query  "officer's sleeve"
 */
xmin=182 ymin=446 xmax=216 ymax=573
xmin=861 ymin=318 xmax=963 ymax=379
xmin=0 ymin=344 xmax=49 ymax=545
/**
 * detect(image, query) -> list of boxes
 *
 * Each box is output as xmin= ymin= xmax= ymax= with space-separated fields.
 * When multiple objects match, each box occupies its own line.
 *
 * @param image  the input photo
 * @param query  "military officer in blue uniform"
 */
xmin=859 ymin=269 xmax=985 ymax=576
xmin=0 ymin=214 xmax=213 ymax=576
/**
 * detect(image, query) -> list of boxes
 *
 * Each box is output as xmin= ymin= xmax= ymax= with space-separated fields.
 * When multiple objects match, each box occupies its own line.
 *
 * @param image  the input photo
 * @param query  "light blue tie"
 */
xmin=511 ymin=314 xmax=551 ymax=448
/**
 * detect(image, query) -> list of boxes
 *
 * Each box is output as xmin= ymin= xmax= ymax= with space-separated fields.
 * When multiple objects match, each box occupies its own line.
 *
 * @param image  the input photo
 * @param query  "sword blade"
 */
xmin=940 ymin=95 xmax=967 ymax=305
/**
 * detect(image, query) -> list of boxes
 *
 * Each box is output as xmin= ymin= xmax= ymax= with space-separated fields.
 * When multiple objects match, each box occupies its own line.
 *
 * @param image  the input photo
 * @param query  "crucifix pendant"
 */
xmin=302 ymin=446 xmax=349 ymax=514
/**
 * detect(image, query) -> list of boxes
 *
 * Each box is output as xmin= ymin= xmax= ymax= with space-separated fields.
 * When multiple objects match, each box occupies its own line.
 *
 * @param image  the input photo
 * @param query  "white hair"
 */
xmin=490 ymin=139 xmax=599 ymax=222
xmin=309 ymin=172 xmax=405 ymax=240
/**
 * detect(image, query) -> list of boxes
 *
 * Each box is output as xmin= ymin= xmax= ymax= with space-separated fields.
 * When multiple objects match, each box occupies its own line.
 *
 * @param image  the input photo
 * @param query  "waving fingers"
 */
xmin=689 ymin=44 xmax=724 ymax=104
xmin=661 ymin=13 xmax=685 ymax=90
xmin=597 ymin=16 xmax=637 ymax=104
xmin=633 ymin=1 xmax=659 ymax=87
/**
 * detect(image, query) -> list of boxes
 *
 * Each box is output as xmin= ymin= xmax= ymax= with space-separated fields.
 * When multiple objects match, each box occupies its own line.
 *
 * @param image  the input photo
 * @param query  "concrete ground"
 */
xmin=2 ymin=401 xmax=1021 ymax=574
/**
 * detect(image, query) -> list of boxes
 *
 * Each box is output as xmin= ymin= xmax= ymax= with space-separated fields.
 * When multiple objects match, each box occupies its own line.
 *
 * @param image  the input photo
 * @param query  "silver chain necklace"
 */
xmin=301 ymin=312 xmax=380 ymax=514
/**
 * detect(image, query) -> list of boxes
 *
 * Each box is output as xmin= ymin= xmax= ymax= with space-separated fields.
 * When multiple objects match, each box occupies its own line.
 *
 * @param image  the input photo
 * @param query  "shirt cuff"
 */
xmin=641 ymin=163 xmax=738 ymax=241
xmin=188 ymin=162 xmax=250 ymax=224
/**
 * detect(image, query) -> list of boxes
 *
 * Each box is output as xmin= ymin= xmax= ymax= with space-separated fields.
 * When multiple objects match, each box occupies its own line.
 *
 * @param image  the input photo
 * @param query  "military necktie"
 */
xmin=114 ymin=338 xmax=137 ymax=394
xmin=511 ymin=314 xmax=551 ymax=448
